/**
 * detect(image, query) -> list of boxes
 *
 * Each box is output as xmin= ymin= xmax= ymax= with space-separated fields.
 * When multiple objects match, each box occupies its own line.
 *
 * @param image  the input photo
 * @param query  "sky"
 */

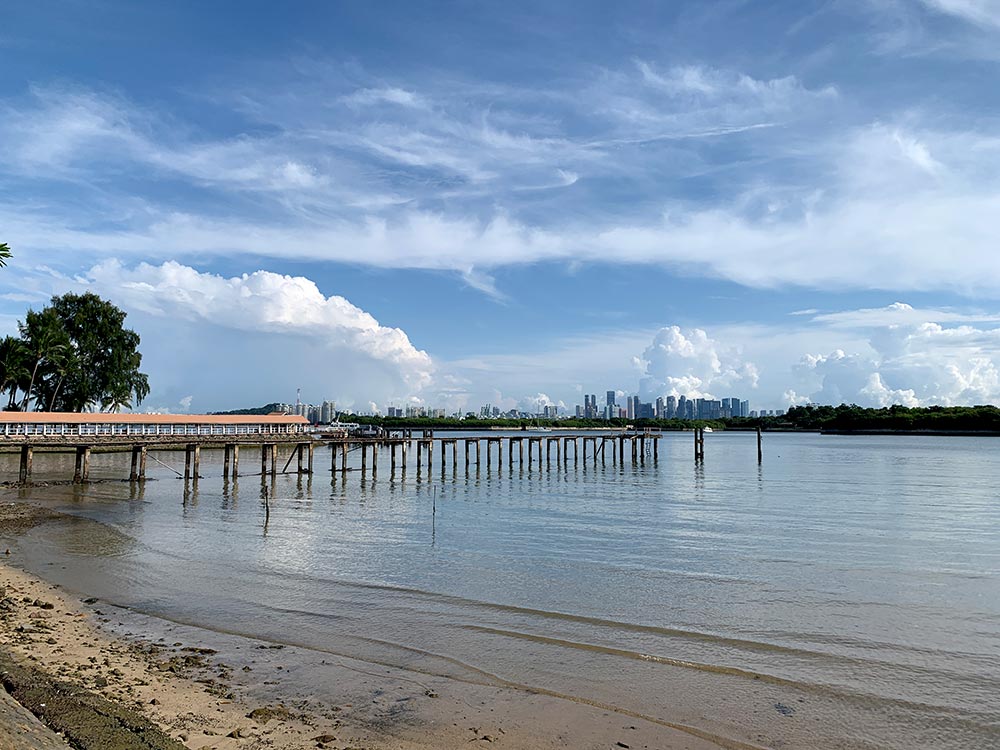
xmin=3 ymin=0 xmax=1000 ymax=414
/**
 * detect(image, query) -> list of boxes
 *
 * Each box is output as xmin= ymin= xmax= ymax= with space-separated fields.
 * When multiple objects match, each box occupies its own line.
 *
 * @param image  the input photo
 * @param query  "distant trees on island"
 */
xmin=0 ymin=293 xmax=149 ymax=412
xmin=216 ymin=402 xmax=1000 ymax=433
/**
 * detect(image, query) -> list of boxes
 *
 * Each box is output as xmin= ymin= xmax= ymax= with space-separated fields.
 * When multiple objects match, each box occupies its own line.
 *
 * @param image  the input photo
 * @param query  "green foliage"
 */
xmin=1 ymin=293 xmax=149 ymax=412
xmin=0 ymin=243 xmax=11 ymax=268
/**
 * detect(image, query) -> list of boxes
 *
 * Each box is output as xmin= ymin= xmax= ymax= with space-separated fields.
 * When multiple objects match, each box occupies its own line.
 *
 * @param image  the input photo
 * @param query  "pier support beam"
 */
xmin=130 ymin=445 xmax=147 ymax=481
xmin=270 ymin=444 xmax=277 ymax=476
xmin=74 ymin=446 xmax=90 ymax=483
xmin=757 ymin=426 xmax=763 ymax=463
xmin=18 ymin=445 xmax=32 ymax=484
xmin=261 ymin=445 xmax=268 ymax=476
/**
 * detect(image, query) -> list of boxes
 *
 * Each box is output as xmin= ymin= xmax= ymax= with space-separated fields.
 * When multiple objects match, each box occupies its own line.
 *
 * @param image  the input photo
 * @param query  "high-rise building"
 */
xmin=677 ymin=395 xmax=687 ymax=420
xmin=740 ymin=400 xmax=749 ymax=418
xmin=666 ymin=395 xmax=677 ymax=418
xmin=606 ymin=390 xmax=616 ymax=407
xmin=626 ymin=397 xmax=634 ymax=419
xmin=655 ymin=396 xmax=664 ymax=418
xmin=575 ymin=405 xmax=583 ymax=418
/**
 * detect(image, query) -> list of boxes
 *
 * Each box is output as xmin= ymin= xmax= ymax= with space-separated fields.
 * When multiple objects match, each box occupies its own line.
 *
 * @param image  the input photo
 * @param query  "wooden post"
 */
xmin=18 ymin=445 xmax=32 ymax=484
xmin=331 ymin=444 xmax=338 ymax=475
xmin=261 ymin=444 xmax=268 ymax=476
xmin=138 ymin=446 xmax=147 ymax=480
xmin=582 ymin=439 xmax=588 ymax=464
xmin=465 ymin=440 xmax=470 ymax=470
xmin=391 ymin=443 xmax=397 ymax=475
xmin=270 ymin=444 xmax=277 ymax=476
xmin=372 ymin=443 xmax=378 ymax=477
xmin=427 ymin=440 xmax=433 ymax=471
xmin=452 ymin=442 xmax=457 ymax=473
xmin=361 ymin=443 xmax=368 ymax=474
xmin=342 ymin=443 xmax=348 ymax=474
xmin=223 ymin=444 xmax=231 ymax=479
xmin=757 ymin=426 xmax=763 ymax=463
xmin=497 ymin=439 xmax=502 ymax=470
xmin=508 ymin=439 xmax=514 ymax=466
xmin=185 ymin=445 xmax=194 ymax=480
xmin=74 ymin=446 xmax=87 ymax=483
xmin=297 ymin=444 xmax=305 ymax=474
xmin=632 ymin=437 xmax=638 ymax=464
xmin=231 ymin=445 xmax=239 ymax=477
xmin=130 ymin=446 xmax=140 ymax=481
xmin=193 ymin=445 xmax=201 ymax=479
xmin=653 ymin=438 xmax=658 ymax=462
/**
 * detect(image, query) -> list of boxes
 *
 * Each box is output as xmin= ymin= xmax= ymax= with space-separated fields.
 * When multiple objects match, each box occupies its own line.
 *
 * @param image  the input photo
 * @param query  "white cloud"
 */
xmin=791 ymin=304 xmax=1000 ymax=407
xmin=917 ymin=0 xmax=1000 ymax=28
xmin=43 ymin=260 xmax=435 ymax=410
xmin=84 ymin=260 xmax=433 ymax=389
xmin=637 ymin=326 xmax=759 ymax=401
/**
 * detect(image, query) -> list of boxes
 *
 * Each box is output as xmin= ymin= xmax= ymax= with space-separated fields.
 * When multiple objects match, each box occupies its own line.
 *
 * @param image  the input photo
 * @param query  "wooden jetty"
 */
xmin=324 ymin=428 xmax=662 ymax=479
xmin=0 ymin=413 xmax=310 ymax=483
xmin=1 ymin=414 xmax=759 ymax=484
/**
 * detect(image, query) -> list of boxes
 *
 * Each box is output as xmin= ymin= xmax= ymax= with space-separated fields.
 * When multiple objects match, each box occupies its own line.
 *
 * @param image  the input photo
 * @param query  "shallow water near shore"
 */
xmin=3 ymin=432 xmax=1000 ymax=749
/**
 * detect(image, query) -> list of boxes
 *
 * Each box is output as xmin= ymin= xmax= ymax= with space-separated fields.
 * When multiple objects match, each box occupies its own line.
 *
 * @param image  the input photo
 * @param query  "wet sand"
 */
xmin=0 ymin=501 xmax=733 ymax=750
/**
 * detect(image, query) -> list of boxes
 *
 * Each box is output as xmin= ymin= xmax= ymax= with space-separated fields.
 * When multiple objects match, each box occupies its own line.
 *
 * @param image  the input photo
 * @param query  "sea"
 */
xmin=3 ymin=431 xmax=999 ymax=749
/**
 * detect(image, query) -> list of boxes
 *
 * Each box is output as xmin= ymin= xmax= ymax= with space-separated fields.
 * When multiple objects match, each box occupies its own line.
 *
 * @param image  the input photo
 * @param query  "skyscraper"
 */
xmin=606 ymin=390 xmax=616 ymax=407
xmin=677 ymin=395 xmax=687 ymax=420
xmin=666 ymin=395 xmax=677 ymax=418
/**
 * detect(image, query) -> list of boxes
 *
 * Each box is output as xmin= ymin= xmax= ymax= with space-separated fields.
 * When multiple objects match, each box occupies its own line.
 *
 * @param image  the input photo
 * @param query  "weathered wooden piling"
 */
xmin=18 ymin=445 xmax=32 ymax=483
xmin=130 ymin=445 xmax=147 ymax=481
xmin=74 ymin=446 xmax=90 ymax=483
xmin=757 ymin=426 xmax=763 ymax=463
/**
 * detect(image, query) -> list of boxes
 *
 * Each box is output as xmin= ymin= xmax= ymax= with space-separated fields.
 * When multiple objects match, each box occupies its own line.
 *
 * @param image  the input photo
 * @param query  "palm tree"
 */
xmin=19 ymin=310 xmax=71 ymax=411
xmin=0 ymin=337 xmax=29 ymax=410
xmin=0 ymin=243 xmax=11 ymax=268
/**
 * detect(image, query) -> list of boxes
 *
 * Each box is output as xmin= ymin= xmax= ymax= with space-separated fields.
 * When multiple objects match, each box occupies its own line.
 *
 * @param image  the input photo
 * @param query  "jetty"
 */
xmin=0 ymin=413 xmax=679 ymax=483
xmin=0 ymin=413 xmax=309 ymax=483
xmin=323 ymin=429 xmax=661 ymax=479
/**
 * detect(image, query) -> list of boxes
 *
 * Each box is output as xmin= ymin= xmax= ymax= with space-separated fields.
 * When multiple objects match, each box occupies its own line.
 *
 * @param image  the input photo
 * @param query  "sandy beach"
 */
xmin=0 ymin=500 xmax=733 ymax=750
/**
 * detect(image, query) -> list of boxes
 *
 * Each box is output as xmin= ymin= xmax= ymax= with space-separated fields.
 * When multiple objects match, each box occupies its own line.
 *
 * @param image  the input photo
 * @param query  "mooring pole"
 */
xmin=757 ymin=426 xmax=763 ymax=464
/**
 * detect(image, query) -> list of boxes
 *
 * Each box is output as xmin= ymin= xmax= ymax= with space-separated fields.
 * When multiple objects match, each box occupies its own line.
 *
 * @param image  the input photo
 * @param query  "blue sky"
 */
xmin=4 ymin=0 xmax=1000 ymax=414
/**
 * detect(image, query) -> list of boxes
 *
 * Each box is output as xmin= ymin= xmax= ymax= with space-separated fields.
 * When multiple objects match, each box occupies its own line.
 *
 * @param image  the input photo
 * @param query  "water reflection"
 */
xmin=3 ymin=433 xmax=1000 ymax=750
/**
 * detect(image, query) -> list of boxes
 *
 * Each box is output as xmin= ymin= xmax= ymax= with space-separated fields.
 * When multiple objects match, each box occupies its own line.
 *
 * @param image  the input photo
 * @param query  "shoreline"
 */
xmin=0 ymin=501 xmax=736 ymax=750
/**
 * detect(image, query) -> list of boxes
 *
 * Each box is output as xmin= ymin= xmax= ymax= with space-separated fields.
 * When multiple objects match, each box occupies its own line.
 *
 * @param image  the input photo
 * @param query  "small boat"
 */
xmin=703 ymin=426 xmax=714 ymax=433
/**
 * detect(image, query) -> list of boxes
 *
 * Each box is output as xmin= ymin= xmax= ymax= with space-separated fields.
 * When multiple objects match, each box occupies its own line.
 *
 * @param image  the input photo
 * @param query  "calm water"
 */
xmin=4 ymin=432 xmax=999 ymax=749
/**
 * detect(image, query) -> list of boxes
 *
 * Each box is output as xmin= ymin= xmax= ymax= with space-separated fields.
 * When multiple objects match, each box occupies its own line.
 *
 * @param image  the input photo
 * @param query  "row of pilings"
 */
xmin=6 ymin=429 xmax=765 ymax=484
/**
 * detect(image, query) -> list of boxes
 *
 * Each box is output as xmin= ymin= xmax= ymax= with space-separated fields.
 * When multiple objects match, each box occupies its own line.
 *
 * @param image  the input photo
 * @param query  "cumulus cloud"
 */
xmin=636 ymin=326 xmax=759 ymax=401
xmin=66 ymin=260 xmax=433 ymax=410
xmin=792 ymin=304 xmax=1000 ymax=407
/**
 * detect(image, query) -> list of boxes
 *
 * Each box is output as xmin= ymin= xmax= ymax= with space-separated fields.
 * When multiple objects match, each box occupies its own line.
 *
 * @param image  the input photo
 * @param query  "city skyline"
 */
xmin=4 ymin=3 xmax=1000 ymax=414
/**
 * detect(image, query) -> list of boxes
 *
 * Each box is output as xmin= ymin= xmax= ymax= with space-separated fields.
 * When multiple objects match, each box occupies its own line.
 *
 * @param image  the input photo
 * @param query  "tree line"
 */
xmin=1 ymin=292 xmax=150 ymax=412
